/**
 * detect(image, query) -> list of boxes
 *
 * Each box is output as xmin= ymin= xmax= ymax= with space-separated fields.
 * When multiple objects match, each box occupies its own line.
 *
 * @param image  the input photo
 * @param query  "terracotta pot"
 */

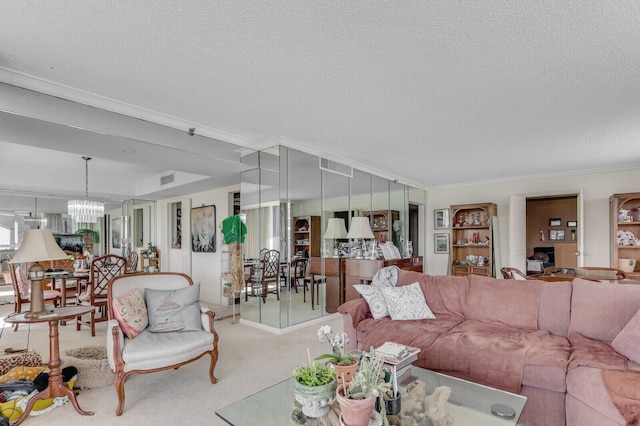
xmin=333 ymin=359 xmax=359 ymax=385
xmin=336 ymin=384 xmax=376 ymax=426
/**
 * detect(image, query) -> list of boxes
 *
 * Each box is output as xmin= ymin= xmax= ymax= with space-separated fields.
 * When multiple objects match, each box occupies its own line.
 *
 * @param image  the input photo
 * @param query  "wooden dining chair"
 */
xmin=246 ymin=249 xmax=280 ymax=303
xmin=126 ymin=251 xmax=139 ymax=274
xmin=8 ymin=260 xmax=61 ymax=330
xmin=500 ymin=267 xmax=531 ymax=280
xmin=77 ymin=254 xmax=126 ymax=336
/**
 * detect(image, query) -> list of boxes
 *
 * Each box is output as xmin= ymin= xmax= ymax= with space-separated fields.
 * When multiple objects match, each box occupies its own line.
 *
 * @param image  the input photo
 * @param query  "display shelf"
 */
xmin=450 ymin=203 xmax=497 ymax=278
xmin=293 ymin=216 xmax=320 ymax=258
xmin=610 ymin=193 xmax=640 ymax=278
xmin=140 ymin=249 xmax=160 ymax=272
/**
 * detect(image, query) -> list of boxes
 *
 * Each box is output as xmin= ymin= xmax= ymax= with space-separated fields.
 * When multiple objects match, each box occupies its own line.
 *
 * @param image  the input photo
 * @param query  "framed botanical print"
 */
xmin=434 ymin=209 xmax=450 ymax=230
xmin=191 ymin=205 xmax=216 ymax=252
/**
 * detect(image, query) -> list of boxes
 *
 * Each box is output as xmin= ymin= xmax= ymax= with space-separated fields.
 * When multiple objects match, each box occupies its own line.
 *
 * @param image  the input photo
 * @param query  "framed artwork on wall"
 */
xmin=191 ymin=205 xmax=216 ymax=252
xmin=434 ymin=233 xmax=450 ymax=253
xmin=112 ymin=217 xmax=121 ymax=249
xmin=434 ymin=209 xmax=450 ymax=230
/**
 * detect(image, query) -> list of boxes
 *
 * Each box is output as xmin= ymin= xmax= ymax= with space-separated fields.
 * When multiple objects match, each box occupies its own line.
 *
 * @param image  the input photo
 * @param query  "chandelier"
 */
xmin=68 ymin=157 xmax=104 ymax=223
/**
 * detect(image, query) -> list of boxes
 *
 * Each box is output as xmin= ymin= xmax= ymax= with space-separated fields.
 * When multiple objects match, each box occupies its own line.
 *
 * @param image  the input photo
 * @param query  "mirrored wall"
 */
xmin=240 ymin=146 xmax=425 ymax=329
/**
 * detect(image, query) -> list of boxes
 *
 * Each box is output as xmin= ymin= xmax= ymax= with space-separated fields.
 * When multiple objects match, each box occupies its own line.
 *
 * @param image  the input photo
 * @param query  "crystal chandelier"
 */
xmin=68 ymin=157 xmax=104 ymax=223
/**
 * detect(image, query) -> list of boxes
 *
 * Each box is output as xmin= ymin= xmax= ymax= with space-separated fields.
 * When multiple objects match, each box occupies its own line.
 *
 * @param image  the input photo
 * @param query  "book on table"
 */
xmin=376 ymin=341 xmax=420 ymax=367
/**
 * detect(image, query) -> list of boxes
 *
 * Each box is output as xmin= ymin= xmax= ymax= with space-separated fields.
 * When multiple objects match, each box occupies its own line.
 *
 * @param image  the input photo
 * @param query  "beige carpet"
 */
xmin=0 ymin=298 xmax=343 ymax=425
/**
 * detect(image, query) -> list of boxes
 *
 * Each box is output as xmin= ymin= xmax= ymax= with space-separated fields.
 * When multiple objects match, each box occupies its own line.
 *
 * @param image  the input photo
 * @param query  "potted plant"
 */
xmin=336 ymin=347 xmax=391 ymax=426
xmin=315 ymin=325 xmax=359 ymax=384
xmin=292 ymin=353 xmax=337 ymax=418
xmin=145 ymin=242 xmax=158 ymax=257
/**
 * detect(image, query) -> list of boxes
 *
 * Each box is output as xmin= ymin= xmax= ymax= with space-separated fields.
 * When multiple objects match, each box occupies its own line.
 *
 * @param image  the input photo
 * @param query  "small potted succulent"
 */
xmin=336 ymin=347 xmax=391 ymax=426
xmin=315 ymin=325 xmax=359 ymax=384
xmin=292 ymin=351 xmax=337 ymax=418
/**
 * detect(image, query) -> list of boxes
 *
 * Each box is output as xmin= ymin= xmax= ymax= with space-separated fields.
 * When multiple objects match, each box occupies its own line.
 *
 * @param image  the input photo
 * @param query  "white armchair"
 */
xmin=107 ymin=272 xmax=218 ymax=415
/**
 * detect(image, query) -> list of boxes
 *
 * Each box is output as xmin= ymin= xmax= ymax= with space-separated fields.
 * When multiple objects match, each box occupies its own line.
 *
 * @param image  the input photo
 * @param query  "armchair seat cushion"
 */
xmin=121 ymin=328 xmax=214 ymax=372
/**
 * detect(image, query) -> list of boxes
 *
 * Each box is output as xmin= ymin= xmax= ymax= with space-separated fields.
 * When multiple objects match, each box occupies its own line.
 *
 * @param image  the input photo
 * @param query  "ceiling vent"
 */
xmin=319 ymin=158 xmax=353 ymax=178
xmin=160 ymin=173 xmax=175 ymax=185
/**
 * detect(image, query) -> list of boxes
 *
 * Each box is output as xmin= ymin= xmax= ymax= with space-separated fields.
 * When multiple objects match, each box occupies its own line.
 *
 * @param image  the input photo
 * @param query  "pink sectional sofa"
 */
xmin=337 ymin=270 xmax=640 ymax=426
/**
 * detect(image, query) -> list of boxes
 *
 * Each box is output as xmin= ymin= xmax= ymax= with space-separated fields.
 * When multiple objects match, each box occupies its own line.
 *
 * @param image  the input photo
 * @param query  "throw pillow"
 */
xmin=112 ymin=288 xmax=148 ymax=339
xmin=380 ymin=282 xmax=436 ymax=321
xmin=145 ymin=284 xmax=201 ymax=333
xmin=354 ymin=285 xmax=389 ymax=319
xmin=612 ymin=308 xmax=640 ymax=364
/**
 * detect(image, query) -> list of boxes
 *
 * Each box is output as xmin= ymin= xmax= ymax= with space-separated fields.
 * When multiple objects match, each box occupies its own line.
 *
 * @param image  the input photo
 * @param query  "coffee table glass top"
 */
xmin=216 ymin=366 xmax=527 ymax=426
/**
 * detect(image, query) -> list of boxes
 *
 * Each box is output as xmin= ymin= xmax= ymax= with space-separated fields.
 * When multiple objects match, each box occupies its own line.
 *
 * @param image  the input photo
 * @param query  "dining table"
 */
xmin=45 ymin=269 xmax=90 ymax=307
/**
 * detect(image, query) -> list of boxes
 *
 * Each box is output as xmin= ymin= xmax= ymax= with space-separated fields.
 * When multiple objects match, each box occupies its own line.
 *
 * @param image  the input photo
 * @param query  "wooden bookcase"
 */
xmin=363 ymin=210 xmax=399 ymax=243
xmin=450 ymin=203 xmax=497 ymax=277
xmin=141 ymin=249 xmax=160 ymax=272
xmin=293 ymin=216 xmax=320 ymax=258
xmin=610 ymin=193 xmax=640 ymax=278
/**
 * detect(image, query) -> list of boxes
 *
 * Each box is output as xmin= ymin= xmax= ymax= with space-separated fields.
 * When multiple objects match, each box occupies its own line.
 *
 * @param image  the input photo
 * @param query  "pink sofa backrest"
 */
xmin=568 ymin=278 xmax=640 ymax=341
xmin=396 ymin=270 xmax=572 ymax=337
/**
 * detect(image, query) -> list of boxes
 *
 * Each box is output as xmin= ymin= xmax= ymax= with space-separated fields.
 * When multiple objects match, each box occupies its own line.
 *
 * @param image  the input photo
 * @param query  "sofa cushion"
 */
xmin=466 ymin=275 xmax=542 ymax=330
xmin=353 ymin=285 xmax=388 ymax=319
xmin=566 ymin=366 xmax=626 ymax=425
xmin=612 ymin=308 xmax=640 ymax=365
xmin=569 ymin=278 xmax=640 ymax=341
xmin=537 ymin=280 xmax=572 ymax=337
xmin=145 ymin=283 xmax=201 ymax=333
xmin=112 ymin=288 xmax=148 ymax=339
xmin=380 ymin=282 xmax=435 ymax=320
xmin=413 ymin=273 xmax=469 ymax=318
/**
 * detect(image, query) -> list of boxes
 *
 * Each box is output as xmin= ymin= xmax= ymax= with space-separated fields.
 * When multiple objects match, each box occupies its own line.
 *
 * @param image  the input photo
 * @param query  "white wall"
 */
xmin=425 ymin=168 xmax=640 ymax=276
xmin=157 ymin=184 xmax=239 ymax=305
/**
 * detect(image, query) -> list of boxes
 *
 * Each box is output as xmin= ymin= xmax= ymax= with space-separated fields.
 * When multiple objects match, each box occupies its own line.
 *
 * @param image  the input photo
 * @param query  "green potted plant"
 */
xmin=292 ymin=353 xmax=337 ymax=419
xmin=145 ymin=242 xmax=158 ymax=257
xmin=336 ymin=347 xmax=391 ymax=426
xmin=314 ymin=325 xmax=359 ymax=384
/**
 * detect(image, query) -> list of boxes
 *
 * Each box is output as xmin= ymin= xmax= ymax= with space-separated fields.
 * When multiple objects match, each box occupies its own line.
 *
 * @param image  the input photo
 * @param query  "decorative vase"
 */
xmin=293 ymin=377 xmax=337 ymax=418
xmin=336 ymin=384 xmax=377 ymax=426
xmin=333 ymin=359 xmax=359 ymax=385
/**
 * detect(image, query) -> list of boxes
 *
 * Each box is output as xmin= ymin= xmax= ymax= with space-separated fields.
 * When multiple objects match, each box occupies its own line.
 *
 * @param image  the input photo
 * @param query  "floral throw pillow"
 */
xmin=354 ymin=285 xmax=389 ymax=319
xmin=113 ymin=288 xmax=148 ymax=339
xmin=380 ymin=282 xmax=436 ymax=321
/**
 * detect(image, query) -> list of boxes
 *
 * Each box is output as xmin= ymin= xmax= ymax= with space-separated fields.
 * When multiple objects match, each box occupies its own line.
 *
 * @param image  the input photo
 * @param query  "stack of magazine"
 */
xmin=375 ymin=342 xmax=421 ymax=387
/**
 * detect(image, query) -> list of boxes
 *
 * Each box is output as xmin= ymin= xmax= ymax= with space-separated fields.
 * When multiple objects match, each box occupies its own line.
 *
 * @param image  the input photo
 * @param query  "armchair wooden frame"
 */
xmin=107 ymin=272 xmax=219 ymax=416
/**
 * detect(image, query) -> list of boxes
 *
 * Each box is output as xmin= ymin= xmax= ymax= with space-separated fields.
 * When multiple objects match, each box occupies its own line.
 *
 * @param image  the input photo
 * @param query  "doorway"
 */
xmin=526 ymin=196 xmax=578 ymax=273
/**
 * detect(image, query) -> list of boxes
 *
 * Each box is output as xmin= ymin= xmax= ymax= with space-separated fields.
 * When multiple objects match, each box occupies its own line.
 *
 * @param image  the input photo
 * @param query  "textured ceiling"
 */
xmin=1 ymin=1 xmax=640 ymax=208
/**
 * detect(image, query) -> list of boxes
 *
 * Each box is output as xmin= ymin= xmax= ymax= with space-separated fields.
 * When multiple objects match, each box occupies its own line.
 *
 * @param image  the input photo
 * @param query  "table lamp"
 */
xmin=347 ymin=217 xmax=375 ymax=259
xmin=9 ymin=229 xmax=68 ymax=317
xmin=324 ymin=218 xmax=347 ymax=257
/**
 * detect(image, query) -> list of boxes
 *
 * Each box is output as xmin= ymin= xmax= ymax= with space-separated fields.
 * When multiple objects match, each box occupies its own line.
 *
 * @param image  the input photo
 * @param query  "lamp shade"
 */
xmin=324 ymin=218 xmax=347 ymax=239
xmin=9 ymin=229 xmax=69 ymax=263
xmin=347 ymin=217 xmax=375 ymax=239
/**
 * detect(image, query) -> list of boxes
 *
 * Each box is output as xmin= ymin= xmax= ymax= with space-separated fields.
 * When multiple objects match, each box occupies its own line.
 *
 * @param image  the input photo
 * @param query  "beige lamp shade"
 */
xmin=347 ymin=217 xmax=375 ymax=240
xmin=324 ymin=218 xmax=348 ymax=239
xmin=9 ymin=229 xmax=69 ymax=263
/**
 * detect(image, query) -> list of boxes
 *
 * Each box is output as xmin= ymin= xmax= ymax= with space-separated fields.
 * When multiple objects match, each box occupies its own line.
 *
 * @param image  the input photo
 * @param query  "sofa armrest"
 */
xmin=107 ymin=319 xmax=124 ymax=371
xmin=337 ymin=298 xmax=371 ymax=329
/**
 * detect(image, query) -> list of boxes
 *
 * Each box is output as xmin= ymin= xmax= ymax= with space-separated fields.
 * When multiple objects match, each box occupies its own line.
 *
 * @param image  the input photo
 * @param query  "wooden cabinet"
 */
xmin=450 ymin=203 xmax=497 ymax=277
xmin=610 ymin=193 xmax=640 ymax=278
xmin=293 ymin=216 xmax=321 ymax=258
xmin=141 ymin=249 xmax=160 ymax=272
xmin=312 ymin=256 xmax=423 ymax=313
xmin=364 ymin=210 xmax=399 ymax=243
xmin=344 ymin=257 xmax=423 ymax=304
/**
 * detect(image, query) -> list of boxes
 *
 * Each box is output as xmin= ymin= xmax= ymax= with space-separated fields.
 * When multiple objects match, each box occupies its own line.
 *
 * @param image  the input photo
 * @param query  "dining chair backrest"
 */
xmin=8 ymin=261 xmax=29 ymax=298
xmin=126 ymin=251 xmax=139 ymax=273
xmin=91 ymin=254 xmax=127 ymax=297
xmin=260 ymin=250 xmax=280 ymax=280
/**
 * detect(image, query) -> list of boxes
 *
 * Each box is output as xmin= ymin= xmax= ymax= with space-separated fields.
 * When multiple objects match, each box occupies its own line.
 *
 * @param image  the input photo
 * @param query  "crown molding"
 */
xmin=0 ymin=67 xmax=254 ymax=148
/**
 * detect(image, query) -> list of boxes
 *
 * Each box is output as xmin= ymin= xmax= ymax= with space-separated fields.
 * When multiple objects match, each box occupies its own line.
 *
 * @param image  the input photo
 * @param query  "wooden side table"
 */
xmin=4 ymin=305 xmax=95 ymax=425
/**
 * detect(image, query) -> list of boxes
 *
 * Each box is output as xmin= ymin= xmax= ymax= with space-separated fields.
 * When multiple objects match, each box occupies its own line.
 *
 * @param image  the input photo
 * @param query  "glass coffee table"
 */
xmin=216 ymin=366 xmax=527 ymax=425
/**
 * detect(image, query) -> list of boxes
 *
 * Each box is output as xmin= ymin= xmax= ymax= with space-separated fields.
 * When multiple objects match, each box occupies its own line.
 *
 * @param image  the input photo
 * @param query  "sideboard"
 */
xmin=310 ymin=256 xmax=423 ymax=313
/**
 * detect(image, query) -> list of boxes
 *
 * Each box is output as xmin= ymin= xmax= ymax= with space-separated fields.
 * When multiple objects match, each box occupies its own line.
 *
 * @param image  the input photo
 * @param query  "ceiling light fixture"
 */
xmin=68 ymin=156 xmax=104 ymax=223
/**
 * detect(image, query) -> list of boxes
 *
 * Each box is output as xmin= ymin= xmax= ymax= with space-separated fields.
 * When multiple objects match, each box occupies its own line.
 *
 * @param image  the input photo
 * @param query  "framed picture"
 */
xmin=191 ymin=205 xmax=216 ymax=253
xmin=549 ymin=218 xmax=562 ymax=226
xmin=549 ymin=230 xmax=558 ymax=240
xmin=434 ymin=209 xmax=450 ymax=230
xmin=557 ymin=230 xmax=565 ymax=240
xmin=434 ymin=233 xmax=450 ymax=254
xmin=567 ymin=221 xmax=577 ymax=227
xmin=111 ymin=217 xmax=121 ymax=249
